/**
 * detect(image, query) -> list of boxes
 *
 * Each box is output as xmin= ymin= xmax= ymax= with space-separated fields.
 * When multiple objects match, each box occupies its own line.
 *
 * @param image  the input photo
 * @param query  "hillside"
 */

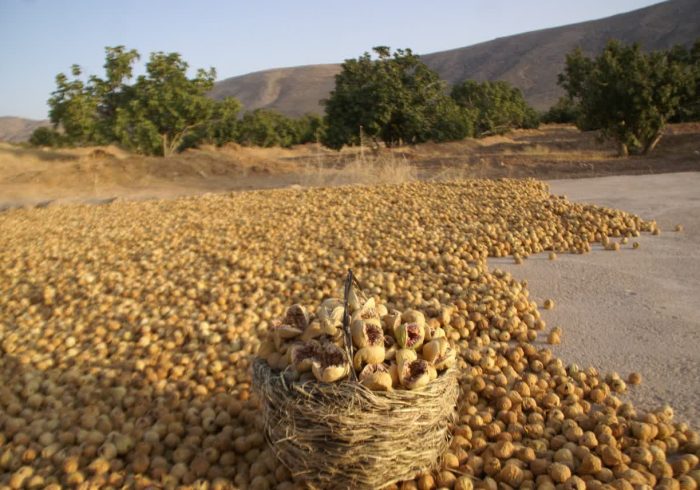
xmin=2 ymin=0 xmax=699 ymax=142
xmin=0 ymin=117 xmax=49 ymax=143
xmin=212 ymin=0 xmax=700 ymax=116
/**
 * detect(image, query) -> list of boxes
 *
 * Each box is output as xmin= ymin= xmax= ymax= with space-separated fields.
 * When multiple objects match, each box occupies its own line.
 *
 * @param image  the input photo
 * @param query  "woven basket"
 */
xmin=252 ymin=359 xmax=459 ymax=489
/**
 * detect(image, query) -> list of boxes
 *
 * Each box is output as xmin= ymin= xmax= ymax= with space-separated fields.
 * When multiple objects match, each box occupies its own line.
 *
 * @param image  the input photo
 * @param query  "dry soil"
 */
xmin=496 ymin=172 xmax=700 ymax=424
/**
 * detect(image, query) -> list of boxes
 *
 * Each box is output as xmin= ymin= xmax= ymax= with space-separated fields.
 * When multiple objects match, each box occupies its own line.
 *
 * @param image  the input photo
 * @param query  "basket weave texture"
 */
xmin=252 ymin=359 xmax=459 ymax=489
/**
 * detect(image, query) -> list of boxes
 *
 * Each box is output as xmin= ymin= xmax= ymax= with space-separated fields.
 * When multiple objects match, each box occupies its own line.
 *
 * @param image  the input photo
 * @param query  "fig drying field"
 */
xmin=1 ymin=179 xmax=698 ymax=490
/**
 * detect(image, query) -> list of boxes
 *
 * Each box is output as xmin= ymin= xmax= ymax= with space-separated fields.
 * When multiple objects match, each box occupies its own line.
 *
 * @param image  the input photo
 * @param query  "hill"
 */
xmin=0 ymin=117 xmax=50 ymax=143
xmin=212 ymin=0 xmax=700 ymax=116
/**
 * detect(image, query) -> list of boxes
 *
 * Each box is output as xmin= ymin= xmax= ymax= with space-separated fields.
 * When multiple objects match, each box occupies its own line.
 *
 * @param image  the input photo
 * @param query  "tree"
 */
xmin=44 ymin=46 xmax=238 ymax=155
xmin=92 ymin=46 xmax=140 ymax=142
xmin=451 ymin=80 xmax=539 ymax=136
xmin=48 ymin=65 xmax=101 ymax=145
xmin=114 ymin=52 xmax=217 ymax=156
xmin=559 ymin=41 xmax=692 ymax=155
xmin=189 ymin=96 xmax=243 ymax=147
xmin=322 ymin=47 xmax=470 ymax=149
xmin=293 ymin=114 xmax=325 ymax=144
xmin=541 ymin=96 xmax=580 ymax=124
xmin=29 ymin=127 xmax=66 ymax=147
xmin=47 ymin=47 xmax=140 ymax=146
xmin=667 ymin=40 xmax=700 ymax=122
xmin=235 ymin=109 xmax=300 ymax=148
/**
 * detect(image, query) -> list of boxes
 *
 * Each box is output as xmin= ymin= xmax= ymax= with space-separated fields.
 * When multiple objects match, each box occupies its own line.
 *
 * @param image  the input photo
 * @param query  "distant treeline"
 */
xmin=33 ymin=40 xmax=700 ymax=157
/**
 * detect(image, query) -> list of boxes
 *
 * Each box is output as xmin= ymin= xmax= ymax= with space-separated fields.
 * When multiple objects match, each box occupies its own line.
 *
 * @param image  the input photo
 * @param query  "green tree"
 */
xmin=236 ymin=109 xmax=299 ymax=148
xmin=559 ymin=40 xmax=692 ymax=155
xmin=667 ymin=40 xmax=700 ymax=122
xmin=29 ymin=127 xmax=66 ymax=147
xmin=114 ymin=52 xmax=217 ymax=156
xmin=47 ymin=46 xmax=140 ymax=146
xmin=91 ymin=46 xmax=140 ymax=142
xmin=322 ymin=47 xmax=470 ymax=149
xmin=45 ymin=46 xmax=237 ymax=156
xmin=48 ymin=65 xmax=101 ymax=145
xmin=451 ymin=80 xmax=539 ymax=136
xmin=193 ymin=97 xmax=243 ymax=147
xmin=541 ymin=96 xmax=580 ymax=124
xmin=293 ymin=114 xmax=325 ymax=144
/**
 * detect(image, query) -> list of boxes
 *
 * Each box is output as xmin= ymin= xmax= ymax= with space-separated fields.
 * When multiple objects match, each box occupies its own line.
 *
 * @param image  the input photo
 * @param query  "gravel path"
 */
xmin=494 ymin=172 xmax=700 ymax=426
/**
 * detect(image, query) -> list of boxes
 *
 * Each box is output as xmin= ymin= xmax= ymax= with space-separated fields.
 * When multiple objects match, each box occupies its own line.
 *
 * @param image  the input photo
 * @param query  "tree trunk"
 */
xmin=643 ymin=132 xmax=663 ymax=155
xmin=162 ymin=134 xmax=170 ymax=157
xmin=618 ymin=142 xmax=629 ymax=157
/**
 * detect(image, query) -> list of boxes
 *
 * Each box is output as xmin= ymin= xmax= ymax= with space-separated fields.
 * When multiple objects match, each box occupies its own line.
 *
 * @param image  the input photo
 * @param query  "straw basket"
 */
xmin=252 ymin=359 xmax=459 ymax=489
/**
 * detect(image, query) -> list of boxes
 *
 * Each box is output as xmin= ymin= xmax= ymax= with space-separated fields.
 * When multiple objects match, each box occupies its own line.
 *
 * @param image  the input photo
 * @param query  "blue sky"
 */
xmin=0 ymin=0 xmax=661 ymax=120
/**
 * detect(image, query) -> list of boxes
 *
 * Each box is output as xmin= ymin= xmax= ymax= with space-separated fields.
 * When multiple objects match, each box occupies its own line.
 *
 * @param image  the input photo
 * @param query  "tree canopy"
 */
xmin=322 ymin=47 xmax=470 ymax=149
xmin=558 ymin=40 xmax=694 ymax=155
xmin=114 ymin=52 xmax=218 ymax=156
xmin=667 ymin=40 xmax=700 ymax=123
xmin=450 ymin=80 xmax=539 ymax=136
xmin=40 ymin=46 xmax=242 ymax=156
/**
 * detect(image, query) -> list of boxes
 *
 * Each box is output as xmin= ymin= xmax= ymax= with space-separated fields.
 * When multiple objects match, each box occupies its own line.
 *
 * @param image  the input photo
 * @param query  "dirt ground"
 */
xmin=496 ymin=172 xmax=700 ymax=425
xmin=1 ymin=124 xmax=698 ymax=209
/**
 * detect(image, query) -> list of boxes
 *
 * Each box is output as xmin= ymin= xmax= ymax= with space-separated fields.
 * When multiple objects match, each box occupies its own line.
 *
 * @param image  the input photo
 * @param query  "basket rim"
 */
xmin=253 ymin=357 xmax=459 ymax=400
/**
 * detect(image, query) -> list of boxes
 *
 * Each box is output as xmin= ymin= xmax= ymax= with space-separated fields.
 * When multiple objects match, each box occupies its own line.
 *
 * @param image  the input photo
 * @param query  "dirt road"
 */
xmin=495 ymin=172 xmax=700 ymax=425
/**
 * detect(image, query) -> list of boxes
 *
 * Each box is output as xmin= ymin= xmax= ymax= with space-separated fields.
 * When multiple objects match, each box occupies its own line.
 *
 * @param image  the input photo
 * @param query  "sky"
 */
xmin=0 ymin=0 xmax=662 ymax=120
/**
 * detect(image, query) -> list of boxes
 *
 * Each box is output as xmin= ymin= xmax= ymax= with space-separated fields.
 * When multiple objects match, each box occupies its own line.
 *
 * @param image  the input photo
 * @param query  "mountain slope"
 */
xmin=0 ymin=117 xmax=50 ymax=143
xmin=212 ymin=0 xmax=700 ymax=115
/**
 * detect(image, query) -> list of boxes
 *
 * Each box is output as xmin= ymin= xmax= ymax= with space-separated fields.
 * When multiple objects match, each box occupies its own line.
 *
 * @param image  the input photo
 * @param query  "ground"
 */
xmin=1 ymin=123 xmax=698 ymax=209
xmin=0 ymin=126 xmax=698 ymax=488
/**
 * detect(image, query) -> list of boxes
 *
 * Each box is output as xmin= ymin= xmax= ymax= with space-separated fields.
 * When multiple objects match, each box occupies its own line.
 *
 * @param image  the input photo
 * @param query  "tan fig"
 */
xmin=288 ymin=340 xmax=321 ymax=373
xmin=395 ymin=348 xmax=418 ymax=368
xmin=399 ymin=359 xmax=431 ymax=390
xmin=347 ymin=288 xmax=362 ymax=312
xmin=300 ymin=321 xmax=324 ymax=341
xmin=425 ymin=324 xmax=446 ymax=341
xmin=359 ymin=364 xmax=393 ymax=391
xmin=311 ymin=343 xmax=350 ymax=383
xmin=353 ymin=345 xmax=385 ymax=370
xmin=434 ymin=345 xmax=456 ymax=371
xmin=351 ymin=297 xmax=381 ymax=327
xmin=388 ymin=362 xmax=400 ymax=387
xmin=382 ymin=310 xmax=402 ymax=334
xmin=401 ymin=309 xmax=426 ymax=329
xmin=319 ymin=298 xmax=344 ymax=322
xmin=384 ymin=335 xmax=397 ymax=360
xmin=350 ymin=320 xmax=384 ymax=349
xmin=257 ymin=340 xmax=275 ymax=358
xmin=548 ymin=462 xmax=571 ymax=483
xmin=271 ymin=324 xmax=303 ymax=350
xmin=497 ymin=463 xmax=524 ymax=487
xmin=422 ymin=338 xmax=444 ymax=363
xmin=427 ymin=363 xmax=437 ymax=381
xmin=395 ymin=322 xmax=425 ymax=350
xmin=284 ymin=304 xmax=309 ymax=330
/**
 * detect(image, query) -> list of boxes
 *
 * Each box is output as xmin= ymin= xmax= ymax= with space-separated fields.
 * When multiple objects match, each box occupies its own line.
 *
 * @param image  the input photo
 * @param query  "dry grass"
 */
xmin=2 ymin=124 xmax=698 ymax=208
xmin=298 ymin=149 xmax=419 ymax=187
